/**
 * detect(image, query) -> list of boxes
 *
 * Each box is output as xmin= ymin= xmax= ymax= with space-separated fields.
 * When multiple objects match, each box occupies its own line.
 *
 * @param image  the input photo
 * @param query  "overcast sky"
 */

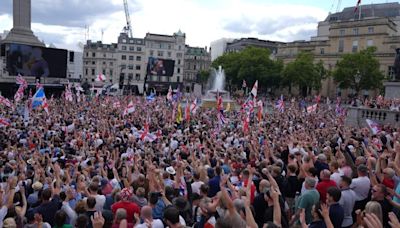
xmin=0 ymin=0 xmax=392 ymax=51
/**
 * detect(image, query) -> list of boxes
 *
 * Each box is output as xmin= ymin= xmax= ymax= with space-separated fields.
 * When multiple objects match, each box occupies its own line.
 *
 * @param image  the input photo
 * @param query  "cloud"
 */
xmin=223 ymin=18 xmax=253 ymax=34
xmin=0 ymin=0 xmax=142 ymax=27
xmin=0 ymin=0 xmax=329 ymax=51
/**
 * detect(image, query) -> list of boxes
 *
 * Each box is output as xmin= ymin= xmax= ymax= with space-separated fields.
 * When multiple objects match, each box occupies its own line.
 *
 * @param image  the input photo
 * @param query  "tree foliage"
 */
xmin=282 ymin=52 xmax=328 ymax=95
xmin=332 ymin=47 xmax=384 ymax=93
xmin=212 ymin=46 xmax=283 ymax=90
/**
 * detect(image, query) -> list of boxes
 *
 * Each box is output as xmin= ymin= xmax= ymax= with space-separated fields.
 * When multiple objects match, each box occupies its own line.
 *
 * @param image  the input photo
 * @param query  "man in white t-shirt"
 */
xmin=86 ymin=182 xmax=106 ymax=212
xmin=135 ymin=206 xmax=164 ymax=228
xmin=191 ymin=172 xmax=204 ymax=195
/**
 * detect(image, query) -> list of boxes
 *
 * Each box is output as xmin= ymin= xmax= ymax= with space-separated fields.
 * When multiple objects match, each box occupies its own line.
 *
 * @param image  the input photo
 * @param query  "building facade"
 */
xmin=116 ymin=33 xmax=146 ymax=94
xmin=183 ymin=45 xmax=211 ymax=92
xmin=225 ymin=37 xmax=283 ymax=55
xmin=276 ymin=2 xmax=400 ymax=97
xmin=144 ymin=31 xmax=185 ymax=93
xmin=210 ymin=38 xmax=234 ymax=61
xmin=67 ymin=51 xmax=83 ymax=83
xmin=82 ymin=40 xmax=118 ymax=88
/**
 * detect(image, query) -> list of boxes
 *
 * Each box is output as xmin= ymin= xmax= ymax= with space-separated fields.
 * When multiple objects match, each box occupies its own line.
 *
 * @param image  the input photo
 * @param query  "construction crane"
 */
xmin=122 ymin=0 xmax=133 ymax=38
xmin=336 ymin=0 xmax=342 ymax=13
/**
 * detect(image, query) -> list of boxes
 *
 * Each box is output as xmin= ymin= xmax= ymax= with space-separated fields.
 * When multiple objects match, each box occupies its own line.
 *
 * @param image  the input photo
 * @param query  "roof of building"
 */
xmin=227 ymin=37 xmax=285 ymax=45
xmin=325 ymin=2 xmax=400 ymax=22
xmin=85 ymin=40 xmax=118 ymax=50
xmin=185 ymin=45 xmax=209 ymax=56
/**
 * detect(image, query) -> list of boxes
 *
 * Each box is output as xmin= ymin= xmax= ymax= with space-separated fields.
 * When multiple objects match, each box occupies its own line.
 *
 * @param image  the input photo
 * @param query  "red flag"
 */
xmin=0 ymin=96 xmax=12 ymax=108
xmin=0 ymin=117 xmax=10 ymax=127
xmin=185 ymin=100 xmax=190 ymax=122
xmin=140 ymin=120 xmax=149 ymax=141
xmin=354 ymin=0 xmax=361 ymax=12
xmin=243 ymin=114 xmax=250 ymax=133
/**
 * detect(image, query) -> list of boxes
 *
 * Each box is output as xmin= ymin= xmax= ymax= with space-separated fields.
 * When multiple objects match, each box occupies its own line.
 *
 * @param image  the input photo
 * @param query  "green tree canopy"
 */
xmin=212 ymin=46 xmax=283 ymax=91
xmin=282 ymin=52 xmax=328 ymax=95
xmin=332 ymin=47 xmax=384 ymax=93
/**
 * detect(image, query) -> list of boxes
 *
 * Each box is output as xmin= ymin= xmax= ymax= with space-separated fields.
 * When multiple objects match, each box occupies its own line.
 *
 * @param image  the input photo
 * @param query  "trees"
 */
xmin=332 ymin=47 xmax=384 ymax=94
xmin=282 ymin=52 xmax=328 ymax=96
xmin=212 ymin=46 xmax=283 ymax=92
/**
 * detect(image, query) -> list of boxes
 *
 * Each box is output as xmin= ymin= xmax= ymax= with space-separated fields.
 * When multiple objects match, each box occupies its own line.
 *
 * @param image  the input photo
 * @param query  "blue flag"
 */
xmin=146 ymin=93 xmax=155 ymax=102
xmin=32 ymin=88 xmax=46 ymax=109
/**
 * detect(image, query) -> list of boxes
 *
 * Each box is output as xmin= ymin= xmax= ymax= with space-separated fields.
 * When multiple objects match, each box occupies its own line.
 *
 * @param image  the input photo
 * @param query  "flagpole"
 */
xmin=358 ymin=3 xmax=362 ymax=20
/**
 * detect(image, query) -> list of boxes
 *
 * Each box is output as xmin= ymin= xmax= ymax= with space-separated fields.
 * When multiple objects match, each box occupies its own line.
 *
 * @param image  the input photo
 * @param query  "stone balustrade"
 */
xmin=345 ymin=106 xmax=400 ymax=127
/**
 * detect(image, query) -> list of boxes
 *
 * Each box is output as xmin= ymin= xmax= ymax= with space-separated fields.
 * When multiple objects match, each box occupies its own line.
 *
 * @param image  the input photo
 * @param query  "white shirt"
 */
xmin=330 ymin=171 xmax=343 ymax=186
xmin=191 ymin=181 xmax=204 ymax=195
xmin=350 ymin=176 xmax=370 ymax=201
xmin=0 ymin=206 xmax=7 ymax=228
xmin=339 ymin=188 xmax=356 ymax=227
xmin=135 ymin=219 xmax=164 ymax=228
xmin=85 ymin=195 xmax=106 ymax=212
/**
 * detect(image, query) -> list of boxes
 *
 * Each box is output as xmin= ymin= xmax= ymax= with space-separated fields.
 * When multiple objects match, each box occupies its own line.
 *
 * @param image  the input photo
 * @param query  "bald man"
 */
xmin=135 ymin=206 xmax=164 ymax=228
xmin=316 ymin=169 xmax=337 ymax=203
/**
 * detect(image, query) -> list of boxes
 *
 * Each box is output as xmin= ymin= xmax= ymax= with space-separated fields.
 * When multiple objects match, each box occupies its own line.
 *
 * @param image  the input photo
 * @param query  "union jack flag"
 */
xmin=275 ymin=95 xmax=284 ymax=113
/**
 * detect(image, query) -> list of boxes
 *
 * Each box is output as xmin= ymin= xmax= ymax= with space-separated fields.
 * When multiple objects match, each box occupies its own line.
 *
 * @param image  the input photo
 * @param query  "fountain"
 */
xmin=201 ymin=66 xmax=235 ymax=109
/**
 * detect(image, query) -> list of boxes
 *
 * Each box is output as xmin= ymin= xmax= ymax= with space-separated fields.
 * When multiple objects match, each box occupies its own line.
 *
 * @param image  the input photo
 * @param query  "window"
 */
xmin=91 ymin=79 xmax=95 ymax=82
xmin=150 ymin=50 xmax=154 ymax=56
xmin=128 ymin=65 xmax=134 ymax=70
xmin=85 ymin=61 xmax=89 ymax=65
xmin=92 ymin=61 xmax=95 ymax=65
xmin=121 ymin=65 xmax=126 ymax=69
xmin=110 ymin=62 xmax=113 ymax=66
xmin=85 ymin=68 xmax=88 ymax=75
xmin=168 ymin=44 xmax=172 ymax=49
xmin=129 ymin=55 xmax=134 ymax=60
xmin=110 ymin=79 xmax=113 ymax=83
xmin=86 ymin=52 xmax=89 ymax=57
xmin=136 ymin=65 xmax=141 ymax=70
xmin=194 ymin=56 xmax=197 ymax=60
xmin=339 ymin=29 xmax=345 ymax=36
xmin=320 ymin=48 xmax=325 ymax=54
xmin=167 ymin=77 xmax=170 ymax=82
xmin=92 ymin=52 xmax=95 ymax=57
xmin=368 ymin=27 xmax=374 ymax=33
xmin=388 ymin=66 xmax=395 ymax=80
xmin=137 ymin=47 xmax=142 ymax=51
xmin=128 ymin=73 xmax=133 ymax=81
xmin=367 ymin=39 xmax=374 ymax=47
xmin=338 ymin=39 xmax=344 ymax=53
xmin=167 ymin=52 xmax=171 ymax=57
xmin=178 ymin=45 xmax=181 ymax=50
xmin=122 ymin=46 xmax=127 ymax=51
xmin=129 ymin=46 xmax=134 ymax=51
xmin=91 ymin=69 xmax=95 ymax=75
xmin=352 ymin=40 xmax=358 ymax=53
xmin=176 ymin=53 xmax=182 ymax=58
xmin=193 ymin=65 xmax=197 ymax=70
xmin=157 ymin=51 xmax=163 ymax=57
xmin=136 ymin=56 xmax=141 ymax=61
xmin=121 ymin=55 xmax=126 ymax=60
xmin=177 ymin=68 xmax=181 ymax=73
xmin=135 ymin=73 xmax=140 ymax=81
xmin=103 ymin=61 xmax=106 ymax=65
xmin=102 ymin=69 xmax=106 ymax=75
xmin=177 ymin=76 xmax=180 ymax=82
xmin=69 ymin=51 xmax=74 ymax=62
xmin=103 ymin=53 xmax=106 ymax=58
xmin=130 ymin=40 xmax=134 ymax=44
xmin=110 ymin=70 xmax=113 ymax=76
xmin=353 ymin=28 xmax=359 ymax=35
xmin=122 ymin=39 xmax=127 ymax=43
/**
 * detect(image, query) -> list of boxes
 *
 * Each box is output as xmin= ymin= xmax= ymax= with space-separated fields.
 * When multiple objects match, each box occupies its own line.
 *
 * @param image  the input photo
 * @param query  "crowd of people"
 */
xmin=0 ymin=91 xmax=400 ymax=228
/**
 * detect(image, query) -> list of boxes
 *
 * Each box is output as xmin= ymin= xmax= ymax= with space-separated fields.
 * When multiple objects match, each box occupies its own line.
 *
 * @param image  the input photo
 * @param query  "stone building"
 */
xmin=276 ymin=2 xmax=400 ymax=97
xmin=183 ymin=45 xmax=211 ymax=93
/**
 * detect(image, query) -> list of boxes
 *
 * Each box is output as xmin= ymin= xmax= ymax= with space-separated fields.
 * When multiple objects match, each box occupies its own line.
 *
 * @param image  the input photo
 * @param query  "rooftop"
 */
xmin=325 ymin=2 xmax=400 ymax=22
